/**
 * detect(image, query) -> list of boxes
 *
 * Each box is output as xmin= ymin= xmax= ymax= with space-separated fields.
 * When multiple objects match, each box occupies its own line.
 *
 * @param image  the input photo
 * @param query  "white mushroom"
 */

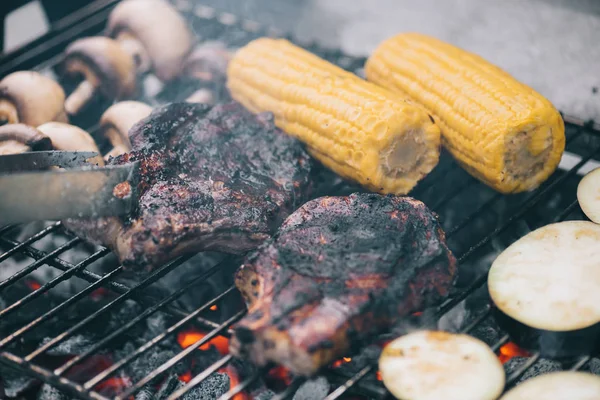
xmin=500 ymin=371 xmax=600 ymax=400
xmin=0 ymin=71 xmax=67 ymax=126
xmin=63 ymin=37 xmax=136 ymax=116
xmin=37 ymin=122 xmax=104 ymax=166
xmin=0 ymin=124 xmax=52 ymax=155
xmin=106 ymin=0 xmax=193 ymax=81
xmin=100 ymin=100 xmax=152 ymax=159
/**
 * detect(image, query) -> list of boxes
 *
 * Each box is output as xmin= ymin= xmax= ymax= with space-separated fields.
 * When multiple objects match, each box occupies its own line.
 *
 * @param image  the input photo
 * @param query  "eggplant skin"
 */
xmin=493 ymin=306 xmax=600 ymax=358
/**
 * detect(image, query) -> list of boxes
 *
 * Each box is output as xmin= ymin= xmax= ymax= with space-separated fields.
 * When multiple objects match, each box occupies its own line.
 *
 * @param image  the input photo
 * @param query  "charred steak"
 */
xmin=65 ymin=102 xmax=313 ymax=270
xmin=231 ymin=193 xmax=457 ymax=376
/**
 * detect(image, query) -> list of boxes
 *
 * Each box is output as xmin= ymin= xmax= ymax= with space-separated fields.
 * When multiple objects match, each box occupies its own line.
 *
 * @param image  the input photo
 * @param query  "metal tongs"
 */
xmin=0 ymin=151 xmax=139 ymax=224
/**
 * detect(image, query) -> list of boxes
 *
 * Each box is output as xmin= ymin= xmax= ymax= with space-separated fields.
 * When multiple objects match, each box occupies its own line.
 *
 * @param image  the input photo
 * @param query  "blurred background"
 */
xmin=1 ymin=0 xmax=599 ymax=120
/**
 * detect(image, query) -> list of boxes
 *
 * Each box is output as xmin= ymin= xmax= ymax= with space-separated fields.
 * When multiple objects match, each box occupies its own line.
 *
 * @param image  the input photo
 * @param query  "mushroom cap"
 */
xmin=0 ymin=123 xmax=52 ymax=155
xmin=107 ymin=0 xmax=193 ymax=81
xmin=100 ymin=100 xmax=152 ymax=153
xmin=183 ymin=42 xmax=231 ymax=82
xmin=37 ymin=122 xmax=104 ymax=166
xmin=64 ymin=37 xmax=136 ymax=99
xmin=0 ymin=71 xmax=67 ymax=126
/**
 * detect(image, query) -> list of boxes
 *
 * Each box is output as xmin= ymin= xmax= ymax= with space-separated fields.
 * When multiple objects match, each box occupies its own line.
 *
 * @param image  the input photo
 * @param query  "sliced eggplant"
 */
xmin=578 ymin=168 xmax=600 ymax=224
xmin=378 ymin=330 xmax=504 ymax=400
xmin=500 ymin=371 xmax=600 ymax=400
xmin=488 ymin=221 xmax=600 ymax=358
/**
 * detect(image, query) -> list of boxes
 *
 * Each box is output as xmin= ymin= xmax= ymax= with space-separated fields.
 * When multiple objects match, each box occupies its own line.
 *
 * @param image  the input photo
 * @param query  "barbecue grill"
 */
xmin=1 ymin=1 xmax=600 ymax=399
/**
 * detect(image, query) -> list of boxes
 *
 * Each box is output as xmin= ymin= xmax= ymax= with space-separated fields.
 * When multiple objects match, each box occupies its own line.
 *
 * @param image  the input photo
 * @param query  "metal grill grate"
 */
xmin=1 ymin=1 xmax=600 ymax=399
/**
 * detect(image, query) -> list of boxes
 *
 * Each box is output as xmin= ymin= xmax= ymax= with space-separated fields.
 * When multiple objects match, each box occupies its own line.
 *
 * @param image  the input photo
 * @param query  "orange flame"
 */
xmin=96 ymin=376 xmax=132 ymax=393
xmin=266 ymin=365 xmax=292 ymax=385
xmin=177 ymin=328 xmax=229 ymax=355
xmin=210 ymin=305 xmax=218 ymax=311
xmin=498 ymin=342 xmax=530 ymax=364
xmin=331 ymin=357 xmax=352 ymax=368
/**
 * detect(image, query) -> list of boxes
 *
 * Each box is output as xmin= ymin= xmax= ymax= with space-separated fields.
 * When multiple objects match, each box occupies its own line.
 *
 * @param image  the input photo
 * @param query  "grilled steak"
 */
xmin=65 ymin=102 xmax=313 ymax=270
xmin=231 ymin=193 xmax=457 ymax=376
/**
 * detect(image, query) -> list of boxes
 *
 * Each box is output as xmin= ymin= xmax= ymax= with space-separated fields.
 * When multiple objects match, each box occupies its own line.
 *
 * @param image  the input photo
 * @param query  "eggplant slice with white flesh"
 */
xmin=500 ymin=371 xmax=600 ymax=400
xmin=577 ymin=168 xmax=600 ymax=224
xmin=488 ymin=221 xmax=600 ymax=358
xmin=378 ymin=330 xmax=505 ymax=400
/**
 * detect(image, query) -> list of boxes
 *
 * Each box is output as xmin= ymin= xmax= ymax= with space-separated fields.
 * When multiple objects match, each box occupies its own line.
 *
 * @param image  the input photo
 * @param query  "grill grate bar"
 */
xmin=506 ymin=353 xmax=541 ymax=386
xmin=166 ymin=355 xmax=233 ymax=400
xmin=438 ymin=142 xmax=600 ymax=317
xmin=117 ymin=310 xmax=246 ymax=399
xmin=0 ymin=264 xmax=123 ymax=349
xmin=216 ymin=368 xmax=264 ymax=400
xmin=490 ymin=335 xmax=510 ymax=353
xmin=460 ymin=306 xmax=492 ymax=334
xmin=0 ymin=222 xmax=61 ymax=263
xmin=323 ymin=364 xmax=375 ymax=400
xmin=0 ymin=246 xmax=107 ymax=319
xmin=84 ymin=286 xmax=237 ymax=390
xmin=431 ymin=177 xmax=477 ymax=211
xmin=54 ymin=260 xmax=224 ymax=376
xmin=24 ymin=254 xmax=194 ymax=361
xmin=0 ymin=238 xmax=81 ymax=292
xmin=570 ymin=356 xmax=591 ymax=371
xmin=271 ymin=378 xmax=307 ymax=400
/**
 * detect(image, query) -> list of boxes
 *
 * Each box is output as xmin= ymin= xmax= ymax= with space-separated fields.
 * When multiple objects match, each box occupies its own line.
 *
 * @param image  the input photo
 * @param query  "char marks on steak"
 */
xmin=231 ymin=193 xmax=457 ymax=376
xmin=65 ymin=102 xmax=313 ymax=270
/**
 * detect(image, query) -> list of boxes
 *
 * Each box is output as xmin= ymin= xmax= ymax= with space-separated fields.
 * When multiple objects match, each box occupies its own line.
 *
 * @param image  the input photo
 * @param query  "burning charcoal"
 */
xmin=122 ymin=344 xmax=187 ymax=383
xmin=176 ymin=372 xmax=230 ymax=400
xmin=42 ymin=334 xmax=93 ymax=356
xmin=143 ymin=312 xmax=171 ymax=339
xmin=253 ymin=389 xmax=275 ymax=400
xmin=585 ymin=357 xmax=600 ymax=375
xmin=37 ymin=384 xmax=69 ymax=400
xmin=504 ymin=357 xmax=562 ymax=383
xmin=155 ymin=374 xmax=181 ymax=400
xmin=0 ymin=367 xmax=38 ymax=398
xmin=470 ymin=320 xmax=504 ymax=347
xmin=293 ymin=377 xmax=329 ymax=400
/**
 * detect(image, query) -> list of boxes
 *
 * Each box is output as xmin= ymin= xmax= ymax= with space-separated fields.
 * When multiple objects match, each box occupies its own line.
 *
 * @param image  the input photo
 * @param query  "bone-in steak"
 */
xmin=65 ymin=102 xmax=313 ymax=270
xmin=231 ymin=193 xmax=457 ymax=376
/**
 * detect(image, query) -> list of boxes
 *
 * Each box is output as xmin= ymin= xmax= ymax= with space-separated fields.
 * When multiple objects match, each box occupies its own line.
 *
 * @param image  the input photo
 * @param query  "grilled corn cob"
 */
xmin=227 ymin=38 xmax=441 ymax=195
xmin=365 ymin=33 xmax=565 ymax=194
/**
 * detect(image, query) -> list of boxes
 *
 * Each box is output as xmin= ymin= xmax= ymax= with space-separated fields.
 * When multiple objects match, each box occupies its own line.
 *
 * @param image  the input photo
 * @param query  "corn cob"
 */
xmin=365 ymin=33 xmax=565 ymax=194
xmin=227 ymin=38 xmax=441 ymax=195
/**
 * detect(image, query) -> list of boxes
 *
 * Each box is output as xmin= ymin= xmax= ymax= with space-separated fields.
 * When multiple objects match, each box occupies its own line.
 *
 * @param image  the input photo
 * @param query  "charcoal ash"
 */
xmin=36 ymin=383 xmax=69 ymax=400
xmin=42 ymin=334 xmax=94 ymax=356
xmin=584 ymin=357 xmax=600 ymax=375
xmin=292 ymin=377 xmax=329 ymax=400
xmin=0 ymin=367 xmax=39 ymax=398
xmin=504 ymin=357 xmax=562 ymax=384
xmin=175 ymin=372 xmax=230 ymax=400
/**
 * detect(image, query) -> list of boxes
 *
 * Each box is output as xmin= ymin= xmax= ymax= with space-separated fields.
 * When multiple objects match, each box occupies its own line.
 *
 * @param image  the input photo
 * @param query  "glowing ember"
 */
xmin=25 ymin=279 xmax=42 ymax=291
xmin=179 ymin=371 xmax=192 ymax=383
xmin=265 ymin=365 xmax=292 ymax=385
xmin=96 ymin=376 xmax=132 ymax=393
xmin=412 ymin=311 xmax=423 ymax=316
xmin=90 ymin=287 xmax=109 ymax=300
xmin=220 ymin=365 xmax=249 ymax=400
xmin=331 ymin=357 xmax=353 ymax=368
xmin=177 ymin=328 xmax=229 ymax=355
xmin=498 ymin=342 xmax=530 ymax=364
xmin=376 ymin=371 xmax=382 ymax=381
xmin=210 ymin=304 xmax=218 ymax=311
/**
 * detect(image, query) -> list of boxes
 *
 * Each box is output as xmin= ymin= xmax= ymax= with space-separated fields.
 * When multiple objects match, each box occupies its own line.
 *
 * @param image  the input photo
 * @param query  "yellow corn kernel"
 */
xmin=365 ymin=33 xmax=565 ymax=194
xmin=227 ymin=38 xmax=441 ymax=195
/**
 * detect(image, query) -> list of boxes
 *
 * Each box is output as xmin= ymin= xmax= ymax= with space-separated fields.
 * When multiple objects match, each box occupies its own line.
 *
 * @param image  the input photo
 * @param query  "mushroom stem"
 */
xmin=65 ymin=80 xmax=96 ymax=116
xmin=116 ymin=31 xmax=151 ymax=74
xmin=185 ymin=89 xmax=214 ymax=104
xmin=0 ymin=99 xmax=19 ymax=124
xmin=0 ymin=124 xmax=52 ymax=155
xmin=103 ymin=127 xmax=131 ymax=160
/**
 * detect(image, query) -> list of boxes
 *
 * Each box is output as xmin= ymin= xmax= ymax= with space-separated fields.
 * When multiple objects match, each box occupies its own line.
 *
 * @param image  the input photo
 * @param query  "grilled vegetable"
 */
xmin=500 ymin=371 xmax=600 ymax=400
xmin=488 ymin=221 xmax=600 ymax=357
xmin=379 ymin=331 xmax=504 ymax=400
xmin=577 ymin=168 xmax=600 ymax=223
xmin=227 ymin=38 xmax=441 ymax=195
xmin=365 ymin=33 xmax=565 ymax=194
